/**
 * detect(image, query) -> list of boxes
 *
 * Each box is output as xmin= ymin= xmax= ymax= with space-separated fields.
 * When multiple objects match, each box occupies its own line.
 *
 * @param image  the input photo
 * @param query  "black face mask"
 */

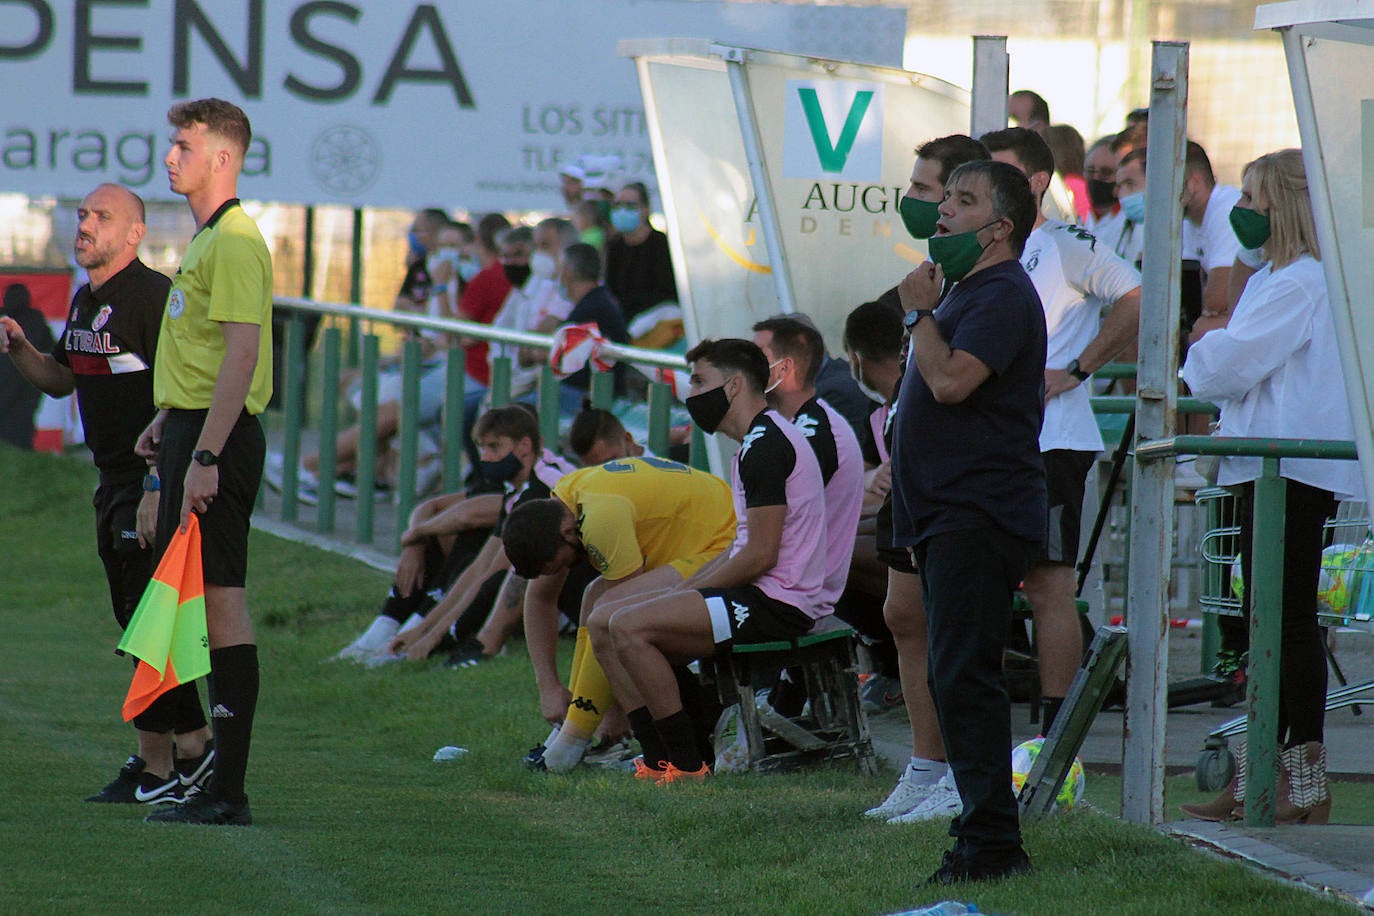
xmin=1087 ymin=178 xmax=1117 ymax=209
xmin=480 ymin=451 xmax=523 ymax=484
xmin=503 ymin=264 xmax=532 ymax=287
xmin=685 ymin=384 xmax=731 ymax=435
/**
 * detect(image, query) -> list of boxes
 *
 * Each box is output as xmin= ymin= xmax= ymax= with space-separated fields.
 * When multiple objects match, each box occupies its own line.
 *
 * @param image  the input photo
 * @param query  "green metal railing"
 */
xmin=1134 ymin=435 xmax=1359 ymax=827
xmin=268 ymin=297 xmax=691 ymax=551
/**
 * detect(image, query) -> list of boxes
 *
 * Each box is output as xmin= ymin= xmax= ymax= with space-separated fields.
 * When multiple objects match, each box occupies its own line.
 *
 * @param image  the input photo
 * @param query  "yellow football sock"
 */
xmin=564 ymin=629 xmax=614 ymax=739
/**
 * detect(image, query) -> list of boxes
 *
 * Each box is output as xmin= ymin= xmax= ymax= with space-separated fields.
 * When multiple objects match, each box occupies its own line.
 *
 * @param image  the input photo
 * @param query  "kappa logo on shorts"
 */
xmin=731 ymin=601 xmax=750 ymax=629
xmin=571 ymin=697 xmax=600 ymax=715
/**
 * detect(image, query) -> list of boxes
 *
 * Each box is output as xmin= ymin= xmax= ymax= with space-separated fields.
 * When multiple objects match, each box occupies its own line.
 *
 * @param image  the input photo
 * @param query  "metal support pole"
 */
xmin=647 ymin=381 xmax=672 ymax=457
xmin=280 ymin=315 xmax=306 ymax=524
xmin=348 ymin=208 xmax=364 ymax=366
xmin=396 ymin=338 xmax=422 ymax=549
xmin=316 ymin=326 xmax=341 ymax=535
xmin=1122 ymin=40 xmax=1188 ymax=826
xmin=1244 ymin=458 xmax=1286 ymax=826
xmin=444 ymin=347 xmax=466 ymax=491
xmin=538 ymin=365 xmax=561 ymax=452
xmin=356 ymin=334 xmax=379 ymax=545
xmin=970 ymin=36 xmax=1009 ymax=138
xmin=590 ymin=370 xmax=614 ymax=409
xmin=302 ymin=205 xmax=315 ymax=299
xmin=722 ymin=47 xmax=796 ymax=314
xmin=489 ymin=357 xmax=512 ymax=407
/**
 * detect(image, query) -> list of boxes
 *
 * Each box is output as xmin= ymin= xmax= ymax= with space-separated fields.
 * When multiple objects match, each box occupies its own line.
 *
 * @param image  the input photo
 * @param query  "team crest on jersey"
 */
xmin=1024 ymin=251 xmax=1040 ymax=272
xmin=739 ymin=425 xmax=766 ymax=457
xmin=167 ymin=289 xmax=185 ymax=319
xmin=91 ymin=304 xmax=113 ymax=331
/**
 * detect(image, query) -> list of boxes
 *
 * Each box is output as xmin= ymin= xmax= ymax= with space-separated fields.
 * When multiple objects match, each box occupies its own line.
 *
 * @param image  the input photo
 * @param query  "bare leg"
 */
xmin=1020 ymin=562 xmax=1081 ymax=697
xmin=884 ymin=568 xmax=945 ymax=761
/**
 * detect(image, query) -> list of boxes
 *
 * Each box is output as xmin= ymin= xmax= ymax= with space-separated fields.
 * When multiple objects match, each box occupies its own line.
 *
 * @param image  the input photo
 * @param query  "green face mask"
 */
xmin=927 ymin=219 xmax=1001 ymax=281
xmin=1229 ymin=205 xmax=1271 ymax=250
xmin=898 ymin=196 xmax=941 ymax=240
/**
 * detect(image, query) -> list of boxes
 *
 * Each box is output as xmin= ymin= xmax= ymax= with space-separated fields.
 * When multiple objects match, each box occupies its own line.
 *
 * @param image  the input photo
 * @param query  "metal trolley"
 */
xmin=1193 ymin=488 xmax=1374 ymax=790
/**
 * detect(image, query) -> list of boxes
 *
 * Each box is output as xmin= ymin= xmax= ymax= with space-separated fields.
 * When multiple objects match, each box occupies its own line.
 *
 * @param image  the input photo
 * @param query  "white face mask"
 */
xmin=530 ymin=250 xmax=557 ymax=280
xmin=851 ymin=353 xmax=885 ymax=404
xmin=764 ymin=359 xmax=786 ymax=395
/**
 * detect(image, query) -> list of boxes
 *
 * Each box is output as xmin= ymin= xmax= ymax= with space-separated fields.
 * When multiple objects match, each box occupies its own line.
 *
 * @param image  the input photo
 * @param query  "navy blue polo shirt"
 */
xmin=890 ymin=258 xmax=1048 ymax=547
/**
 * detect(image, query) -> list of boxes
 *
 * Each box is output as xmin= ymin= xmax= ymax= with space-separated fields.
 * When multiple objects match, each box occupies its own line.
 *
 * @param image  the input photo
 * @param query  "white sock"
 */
xmin=397 ymin=613 xmax=425 ymax=634
xmin=906 ymin=756 xmax=948 ymax=785
xmin=543 ymin=725 xmax=561 ymax=748
xmin=355 ymin=616 xmax=400 ymax=652
xmin=542 ymin=735 xmax=591 ymax=773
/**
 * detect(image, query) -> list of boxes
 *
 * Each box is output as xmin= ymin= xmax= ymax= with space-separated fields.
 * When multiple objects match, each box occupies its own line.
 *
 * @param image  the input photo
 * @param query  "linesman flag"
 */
xmin=116 ymin=514 xmax=210 ymax=721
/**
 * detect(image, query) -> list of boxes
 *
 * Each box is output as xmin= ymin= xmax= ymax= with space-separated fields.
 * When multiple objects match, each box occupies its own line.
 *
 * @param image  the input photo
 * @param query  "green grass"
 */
xmin=0 ymin=446 xmax=1359 ymax=915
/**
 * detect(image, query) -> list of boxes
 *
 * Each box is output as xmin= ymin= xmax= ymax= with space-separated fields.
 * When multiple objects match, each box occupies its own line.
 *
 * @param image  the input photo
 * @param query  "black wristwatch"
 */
xmin=903 ymin=309 xmax=935 ymax=330
xmin=1066 ymin=358 xmax=1091 ymax=382
xmin=192 ymin=449 xmax=220 ymax=467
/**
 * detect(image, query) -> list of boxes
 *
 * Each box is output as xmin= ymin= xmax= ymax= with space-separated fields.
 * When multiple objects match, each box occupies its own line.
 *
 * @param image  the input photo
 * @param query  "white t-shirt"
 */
xmin=489 ymin=276 xmax=573 ymax=393
xmin=1180 ymin=256 xmax=1363 ymax=499
xmin=1021 ymin=220 xmax=1142 ymax=453
xmin=1086 ymin=206 xmax=1142 ymax=269
xmin=1182 ymin=184 xmax=1242 ymax=274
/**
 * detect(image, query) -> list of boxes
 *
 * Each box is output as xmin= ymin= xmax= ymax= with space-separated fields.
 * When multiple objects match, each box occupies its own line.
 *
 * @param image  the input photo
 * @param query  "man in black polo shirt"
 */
xmin=0 ymin=183 xmax=213 ymax=805
xmin=890 ymin=160 xmax=1047 ymax=884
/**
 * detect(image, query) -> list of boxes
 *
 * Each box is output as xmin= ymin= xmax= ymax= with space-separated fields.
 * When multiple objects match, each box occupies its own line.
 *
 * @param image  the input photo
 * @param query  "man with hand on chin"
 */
xmin=889 ymin=160 xmax=1047 ymax=885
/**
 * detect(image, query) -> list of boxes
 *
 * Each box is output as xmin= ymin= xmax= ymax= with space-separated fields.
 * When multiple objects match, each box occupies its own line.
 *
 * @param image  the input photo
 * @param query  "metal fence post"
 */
xmin=395 ymin=338 xmax=422 ymax=549
xmin=355 ymin=333 xmax=379 ymax=545
xmin=538 ymin=365 xmax=561 ymax=451
xmin=444 ymin=347 xmax=467 ymax=491
xmin=1244 ymin=458 xmax=1286 ymax=826
xmin=316 ymin=326 xmax=342 ymax=534
xmin=1122 ymin=40 xmax=1188 ymax=826
xmin=490 ymin=357 xmax=512 ymax=407
xmin=280 ymin=313 xmax=307 ymax=523
xmin=647 ymin=380 xmax=672 ymax=457
xmin=590 ymin=369 xmax=614 ymax=409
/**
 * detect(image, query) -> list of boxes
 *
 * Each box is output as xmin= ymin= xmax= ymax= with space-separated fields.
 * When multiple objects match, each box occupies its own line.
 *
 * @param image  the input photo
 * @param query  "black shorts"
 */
xmin=698 ymin=585 xmax=813 ymax=649
xmin=875 ymin=493 xmax=918 ymax=574
xmin=1037 ymin=449 xmax=1096 ymax=566
xmin=157 ymin=408 xmax=265 ymax=588
xmin=94 ymin=476 xmax=153 ymax=628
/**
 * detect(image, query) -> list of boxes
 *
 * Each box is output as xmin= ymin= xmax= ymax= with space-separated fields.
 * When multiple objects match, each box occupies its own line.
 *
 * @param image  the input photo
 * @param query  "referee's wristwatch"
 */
xmin=192 ymin=449 xmax=220 ymax=467
xmin=1066 ymin=357 xmax=1091 ymax=382
xmin=903 ymin=308 xmax=935 ymax=330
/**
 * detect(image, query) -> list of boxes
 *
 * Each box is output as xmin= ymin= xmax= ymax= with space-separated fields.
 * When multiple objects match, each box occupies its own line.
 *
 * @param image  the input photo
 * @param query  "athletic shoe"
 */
xmin=631 ymin=756 xmax=665 ymax=780
xmin=85 ymin=755 xmax=147 ymax=803
xmin=584 ymin=737 xmax=635 ymax=768
xmin=655 ymin=762 xmax=710 ymax=785
xmin=860 ymin=673 xmax=905 ymax=715
xmin=175 ymin=742 xmax=215 ymax=790
xmin=336 ymin=616 xmax=401 ymax=662
xmin=864 ymin=763 xmax=947 ymax=819
xmin=444 ymin=637 xmax=489 ymax=669
xmin=924 ymin=846 xmax=1031 ymax=886
xmin=134 ymin=770 xmax=185 ymax=806
xmin=145 ymin=791 xmax=252 ymax=826
xmin=888 ymin=772 xmax=961 ymax=824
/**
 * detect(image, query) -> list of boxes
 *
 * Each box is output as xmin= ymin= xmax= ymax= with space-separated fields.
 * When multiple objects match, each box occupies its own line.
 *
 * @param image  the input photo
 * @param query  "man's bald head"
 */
xmin=75 ymin=183 xmax=148 ymax=284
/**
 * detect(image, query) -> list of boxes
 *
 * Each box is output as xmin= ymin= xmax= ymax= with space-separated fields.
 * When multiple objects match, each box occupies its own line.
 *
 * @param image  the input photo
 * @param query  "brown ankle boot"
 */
xmin=1182 ymin=742 xmax=1245 ymax=821
xmin=1276 ymin=741 xmax=1331 ymax=825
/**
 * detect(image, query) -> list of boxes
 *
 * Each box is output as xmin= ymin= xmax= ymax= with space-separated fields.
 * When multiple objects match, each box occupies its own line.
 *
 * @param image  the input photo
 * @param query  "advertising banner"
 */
xmin=627 ymin=41 xmax=969 ymax=356
xmin=0 ymin=0 xmax=905 ymax=210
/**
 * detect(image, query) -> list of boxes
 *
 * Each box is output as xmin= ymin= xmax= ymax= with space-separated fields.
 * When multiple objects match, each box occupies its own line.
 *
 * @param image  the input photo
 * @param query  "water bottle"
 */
xmin=888 ymin=902 xmax=978 ymax=916
xmin=433 ymin=745 xmax=468 ymax=762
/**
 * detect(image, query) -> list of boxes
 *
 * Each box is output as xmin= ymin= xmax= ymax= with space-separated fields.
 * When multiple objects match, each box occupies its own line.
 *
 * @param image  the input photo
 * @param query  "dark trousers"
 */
xmin=915 ymin=526 xmax=1034 ymax=860
xmin=1236 ymin=479 xmax=1337 ymax=746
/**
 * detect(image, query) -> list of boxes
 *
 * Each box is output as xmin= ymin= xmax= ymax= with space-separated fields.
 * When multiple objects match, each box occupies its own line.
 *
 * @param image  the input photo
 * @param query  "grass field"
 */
xmin=0 ymin=446 xmax=1359 ymax=915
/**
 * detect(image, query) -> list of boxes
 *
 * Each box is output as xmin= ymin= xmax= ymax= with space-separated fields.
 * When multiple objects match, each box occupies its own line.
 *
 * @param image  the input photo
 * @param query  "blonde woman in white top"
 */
xmin=1180 ymin=148 xmax=1361 ymax=825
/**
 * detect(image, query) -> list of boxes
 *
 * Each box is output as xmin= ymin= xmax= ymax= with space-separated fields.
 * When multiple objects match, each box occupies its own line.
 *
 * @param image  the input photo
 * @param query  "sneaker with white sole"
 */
xmin=864 ymin=763 xmax=947 ymax=819
xmin=336 ymin=616 xmax=401 ymax=662
xmin=887 ymin=772 xmax=962 ymax=824
xmin=85 ymin=755 xmax=147 ymax=803
xmin=134 ymin=770 xmax=185 ymax=806
xmin=584 ymin=737 xmax=635 ymax=768
xmin=175 ymin=742 xmax=215 ymax=791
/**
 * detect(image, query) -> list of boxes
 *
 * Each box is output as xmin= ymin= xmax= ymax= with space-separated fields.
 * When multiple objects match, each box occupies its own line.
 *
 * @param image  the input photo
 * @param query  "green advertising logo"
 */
xmin=797 ymin=87 xmax=874 ymax=173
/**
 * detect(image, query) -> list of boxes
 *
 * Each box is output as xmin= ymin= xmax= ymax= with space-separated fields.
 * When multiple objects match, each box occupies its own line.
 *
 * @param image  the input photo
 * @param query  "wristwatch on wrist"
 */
xmin=142 ymin=473 xmax=160 ymax=492
xmin=192 ymin=449 xmax=220 ymax=467
xmin=1066 ymin=358 xmax=1091 ymax=382
xmin=903 ymin=309 xmax=935 ymax=330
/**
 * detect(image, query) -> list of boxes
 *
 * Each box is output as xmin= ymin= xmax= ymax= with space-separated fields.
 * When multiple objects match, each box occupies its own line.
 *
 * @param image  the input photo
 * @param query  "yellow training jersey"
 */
xmin=154 ymin=200 xmax=274 ymax=413
xmin=552 ymin=456 xmax=735 ymax=580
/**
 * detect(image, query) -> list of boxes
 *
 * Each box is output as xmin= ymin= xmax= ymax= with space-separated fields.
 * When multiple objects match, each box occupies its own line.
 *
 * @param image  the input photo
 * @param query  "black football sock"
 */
xmin=206 ymin=644 xmax=259 ymax=803
xmin=653 ymin=709 xmax=704 ymax=771
xmin=627 ymin=707 xmax=667 ymax=769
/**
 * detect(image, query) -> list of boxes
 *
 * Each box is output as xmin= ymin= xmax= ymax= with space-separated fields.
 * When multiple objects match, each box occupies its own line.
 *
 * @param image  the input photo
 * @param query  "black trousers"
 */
xmin=915 ymin=526 xmax=1035 ymax=860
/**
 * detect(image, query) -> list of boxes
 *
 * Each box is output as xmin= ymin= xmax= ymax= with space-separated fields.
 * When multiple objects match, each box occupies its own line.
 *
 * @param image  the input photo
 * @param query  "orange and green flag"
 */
xmin=117 ymin=514 xmax=210 ymax=721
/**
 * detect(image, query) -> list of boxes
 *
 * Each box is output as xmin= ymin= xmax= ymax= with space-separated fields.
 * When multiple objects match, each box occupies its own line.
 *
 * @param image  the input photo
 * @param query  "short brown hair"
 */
xmin=167 ymin=98 xmax=252 ymax=155
xmin=473 ymin=403 xmax=541 ymax=453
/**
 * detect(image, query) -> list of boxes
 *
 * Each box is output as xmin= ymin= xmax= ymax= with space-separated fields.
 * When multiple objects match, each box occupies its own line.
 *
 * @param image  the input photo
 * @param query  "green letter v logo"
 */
xmin=798 ymin=87 xmax=874 ymax=173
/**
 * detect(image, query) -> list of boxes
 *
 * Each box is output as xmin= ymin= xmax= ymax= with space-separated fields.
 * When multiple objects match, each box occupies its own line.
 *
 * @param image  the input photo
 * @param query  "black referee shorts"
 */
xmin=156 ymin=408 xmax=265 ymax=588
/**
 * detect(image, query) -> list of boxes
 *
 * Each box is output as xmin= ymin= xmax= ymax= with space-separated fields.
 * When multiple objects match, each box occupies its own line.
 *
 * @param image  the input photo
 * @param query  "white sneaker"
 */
xmin=335 ymin=616 xmax=400 ymax=662
xmin=887 ymin=772 xmax=961 ymax=824
xmin=863 ymin=763 xmax=946 ymax=819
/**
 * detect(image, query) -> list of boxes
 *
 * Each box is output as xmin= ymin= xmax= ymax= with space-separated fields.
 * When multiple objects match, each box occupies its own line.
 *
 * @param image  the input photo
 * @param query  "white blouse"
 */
xmin=1181 ymin=255 xmax=1363 ymax=499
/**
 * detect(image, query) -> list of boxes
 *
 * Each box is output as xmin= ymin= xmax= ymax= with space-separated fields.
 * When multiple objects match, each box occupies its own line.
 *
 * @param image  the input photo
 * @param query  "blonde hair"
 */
xmin=1244 ymin=148 xmax=1319 ymax=268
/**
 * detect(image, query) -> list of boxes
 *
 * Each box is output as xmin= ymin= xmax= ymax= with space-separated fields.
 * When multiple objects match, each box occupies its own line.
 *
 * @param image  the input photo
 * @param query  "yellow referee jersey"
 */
xmin=553 ymin=456 xmax=735 ymax=580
